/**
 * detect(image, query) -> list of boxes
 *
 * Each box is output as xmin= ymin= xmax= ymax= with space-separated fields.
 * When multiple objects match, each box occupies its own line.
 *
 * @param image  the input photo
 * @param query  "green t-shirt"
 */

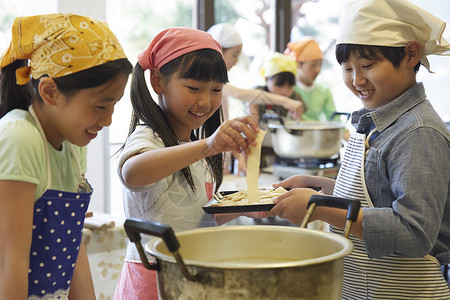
xmin=294 ymin=82 xmax=336 ymax=121
xmin=0 ymin=109 xmax=87 ymax=200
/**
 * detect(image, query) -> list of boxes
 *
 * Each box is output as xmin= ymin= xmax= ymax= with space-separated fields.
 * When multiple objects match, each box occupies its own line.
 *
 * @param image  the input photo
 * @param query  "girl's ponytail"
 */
xmin=128 ymin=63 xmax=196 ymax=191
xmin=0 ymin=60 xmax=33 ymax=118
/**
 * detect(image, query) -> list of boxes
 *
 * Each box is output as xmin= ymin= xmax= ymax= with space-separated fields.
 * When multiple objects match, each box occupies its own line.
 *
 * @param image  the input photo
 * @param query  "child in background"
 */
xmin=268 ymin=0 xmax=450 ymax=298
xmin=0 ymin=14 xmax=132 ymax=299
xmin=207 ymin=23 xmax=305 ymax=121
xmin=249 ymin=52 xmax=306 ymax=168
xmin=113 ymin=27 xmax=260 ymax=300
xmin=207 ymin=23 xmax=305 ymax=174
xmin=285 ymin=37 xmax=337 ymax=122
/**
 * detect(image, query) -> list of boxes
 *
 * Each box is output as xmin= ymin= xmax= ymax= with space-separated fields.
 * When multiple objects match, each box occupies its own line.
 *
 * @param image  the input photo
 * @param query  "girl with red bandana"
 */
xmin=114 ymin=27 xmax=260 ymax=300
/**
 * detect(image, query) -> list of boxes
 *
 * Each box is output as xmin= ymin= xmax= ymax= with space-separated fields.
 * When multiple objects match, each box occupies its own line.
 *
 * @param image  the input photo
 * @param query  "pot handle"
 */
xmin=124 ymin=218 xmax=178 ymax=270
xmin=124 ymin=218 xmax=197 ymax=281
xmin=330 ymin=111 xmax=351 ymax=123
xmin=261 ymin=113 xmax=303 ymax=136
xmin=300 ymin=195 xmax=361 ymax=238
xmin=261 ymin=113 xmax=285 ymax=133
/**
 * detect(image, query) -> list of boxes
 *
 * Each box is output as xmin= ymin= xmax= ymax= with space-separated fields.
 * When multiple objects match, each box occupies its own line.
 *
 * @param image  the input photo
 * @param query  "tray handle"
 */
xmin=124 ymin=218 xmax=196 ymax=281
xmin=300 ymin=195 xmax=361 ymax=238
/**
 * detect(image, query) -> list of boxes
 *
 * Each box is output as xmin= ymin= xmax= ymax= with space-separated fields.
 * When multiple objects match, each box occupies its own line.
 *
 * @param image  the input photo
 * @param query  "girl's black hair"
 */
xmin=268 ymin=71 xmax=296 ymax=87
xmin=127 ymin=48 xmax=228 ymax=193
xmin=335 ymin=44 xmax=420 ymax=72
xmin=0 ymin=58 xmax=133 ymax=118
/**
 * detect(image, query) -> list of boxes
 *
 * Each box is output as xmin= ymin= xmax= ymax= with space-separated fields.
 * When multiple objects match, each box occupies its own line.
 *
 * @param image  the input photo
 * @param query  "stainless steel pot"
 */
xmin=265 ymin=112 xmax=350 ymax=159
xmin=124 ymin=196 xmax=360 ymax=300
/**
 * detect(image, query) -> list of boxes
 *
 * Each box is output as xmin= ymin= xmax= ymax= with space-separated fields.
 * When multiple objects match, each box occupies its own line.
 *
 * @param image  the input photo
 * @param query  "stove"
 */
xmin=269 ymin=155 xmax=341 ymax=180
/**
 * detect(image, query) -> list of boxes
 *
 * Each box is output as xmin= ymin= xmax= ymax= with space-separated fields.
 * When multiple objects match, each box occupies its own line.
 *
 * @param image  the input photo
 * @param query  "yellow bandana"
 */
xmin=260 ymin=52 xmax=297 ymax=79
xmin=0 ymin=14 xmax=127 ymax=85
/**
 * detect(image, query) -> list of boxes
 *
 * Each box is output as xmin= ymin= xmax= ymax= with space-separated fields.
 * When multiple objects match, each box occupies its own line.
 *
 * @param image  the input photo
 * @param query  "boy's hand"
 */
xmin=267 ymin=188 xmax=320 ymax=225
xmin=242 ymin=211 xmax=269 ymax=219
xmin=273 ymin=175 xmax=335 ymax=195
xmin=273 ymin=175 xmax=314 ymax=190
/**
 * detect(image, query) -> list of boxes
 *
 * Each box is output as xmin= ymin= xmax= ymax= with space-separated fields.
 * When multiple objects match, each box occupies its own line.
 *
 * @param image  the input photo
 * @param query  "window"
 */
xmin=214 ymin=0 xmax=273 ymax=119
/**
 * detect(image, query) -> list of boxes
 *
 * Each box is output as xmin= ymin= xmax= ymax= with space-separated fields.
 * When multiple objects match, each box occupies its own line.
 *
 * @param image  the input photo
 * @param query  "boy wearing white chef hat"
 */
xmin=267 ymin=0 xmax=450 ymax=298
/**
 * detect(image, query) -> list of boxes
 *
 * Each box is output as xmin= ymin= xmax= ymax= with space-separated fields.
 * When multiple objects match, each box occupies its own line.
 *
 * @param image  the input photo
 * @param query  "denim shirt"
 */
xmin=351 ymin=83 xmax=450 ymax=265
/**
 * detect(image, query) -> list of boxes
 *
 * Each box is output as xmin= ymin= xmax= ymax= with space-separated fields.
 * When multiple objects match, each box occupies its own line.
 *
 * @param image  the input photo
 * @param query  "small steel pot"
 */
xmin=124 ymin=196 xmax=360 ymax=300
xmin=264 ymin=112 xmax=350 ymax=159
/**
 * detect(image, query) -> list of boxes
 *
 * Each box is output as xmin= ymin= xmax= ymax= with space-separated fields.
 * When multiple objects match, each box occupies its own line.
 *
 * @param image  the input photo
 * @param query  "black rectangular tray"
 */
xmin=202 ymin=190 xmax=276 ymax=214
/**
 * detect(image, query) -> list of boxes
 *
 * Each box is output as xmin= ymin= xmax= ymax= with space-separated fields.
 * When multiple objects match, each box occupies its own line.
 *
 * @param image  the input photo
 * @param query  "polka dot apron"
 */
xmin=27 ymin=107 xmax=92 ymax=300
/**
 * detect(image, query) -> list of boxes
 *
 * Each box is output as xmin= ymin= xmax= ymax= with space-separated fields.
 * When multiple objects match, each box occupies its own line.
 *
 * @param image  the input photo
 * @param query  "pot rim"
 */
xmin=145 ymin=225 xmax=353 ymax=269
xmin=268 ymin=121 xmax=344 ymax=130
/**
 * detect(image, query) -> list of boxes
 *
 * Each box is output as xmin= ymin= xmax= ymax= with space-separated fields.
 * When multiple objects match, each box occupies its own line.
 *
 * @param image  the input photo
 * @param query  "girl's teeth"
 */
xmin=361 ymin=90 xmax=371 ymax=95
xmin=87 ymin=130 xmax=97 ymax=134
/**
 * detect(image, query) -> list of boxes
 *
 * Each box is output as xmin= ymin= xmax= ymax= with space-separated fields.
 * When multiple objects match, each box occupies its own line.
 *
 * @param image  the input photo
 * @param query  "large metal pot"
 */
xmin=265 ymin=112 xmax=350 ymax=159
xmin=124 ymin=196 xmax=360 ymax=300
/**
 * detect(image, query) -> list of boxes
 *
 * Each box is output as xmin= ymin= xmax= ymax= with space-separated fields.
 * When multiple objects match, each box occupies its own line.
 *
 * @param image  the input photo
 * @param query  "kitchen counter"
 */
xmin=83 ymin=213 xmax=126 ymax=299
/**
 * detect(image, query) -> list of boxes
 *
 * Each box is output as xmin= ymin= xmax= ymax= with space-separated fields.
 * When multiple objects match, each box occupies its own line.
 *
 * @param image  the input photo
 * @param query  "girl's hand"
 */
xmin=207 ymin=116 xmax=259 ymax=156
xmin=267 ymin=188 xmax=320 ymax=225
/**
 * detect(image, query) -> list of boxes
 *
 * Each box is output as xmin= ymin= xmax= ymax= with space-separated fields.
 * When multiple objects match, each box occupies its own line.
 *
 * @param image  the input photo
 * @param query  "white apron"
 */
xmin=331 ymin=130 xmax=450 ymax=299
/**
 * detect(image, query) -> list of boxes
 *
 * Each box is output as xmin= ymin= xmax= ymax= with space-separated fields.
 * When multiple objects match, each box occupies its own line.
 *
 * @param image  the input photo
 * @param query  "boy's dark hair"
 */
xmin=335 ymin=44 xmax=420 ymax=73
xmin=0 ymin=58 xmax=133 ymax=118
xmin=128 ymin=49 xmax=228 ymax=193
xmin=268 ymin=71 xmax=296 ymax=87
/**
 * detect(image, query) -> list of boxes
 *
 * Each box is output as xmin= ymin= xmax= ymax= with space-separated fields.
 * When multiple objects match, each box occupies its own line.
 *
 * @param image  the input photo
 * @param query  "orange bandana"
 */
xmin=0 ymin=14 xmax=127 ymax=85
xmin=285 ymin=37 xmax=323 ymax=63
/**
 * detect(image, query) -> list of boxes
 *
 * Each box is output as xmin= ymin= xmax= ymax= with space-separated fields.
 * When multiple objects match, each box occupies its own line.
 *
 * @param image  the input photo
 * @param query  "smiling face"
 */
xmin=340 ymin=50 xmax=417 ymax=110
xmin=37 ymin=74 xmax=129 ymax=149
xmin=157 ymin=71 xmax=224 ymax=141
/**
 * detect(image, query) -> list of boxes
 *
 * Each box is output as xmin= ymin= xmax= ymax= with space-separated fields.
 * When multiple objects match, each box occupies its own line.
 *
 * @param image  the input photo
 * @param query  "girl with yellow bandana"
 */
xmin=0 ymin=14 xmax=132 ymax=299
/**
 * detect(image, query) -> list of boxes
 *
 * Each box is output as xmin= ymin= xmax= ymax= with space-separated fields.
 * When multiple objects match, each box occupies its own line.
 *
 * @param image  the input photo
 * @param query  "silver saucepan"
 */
xmin=124 ymin=196 xmax=360 ymax=300
xmin=264 ymin=112 xmax=351 ymax=159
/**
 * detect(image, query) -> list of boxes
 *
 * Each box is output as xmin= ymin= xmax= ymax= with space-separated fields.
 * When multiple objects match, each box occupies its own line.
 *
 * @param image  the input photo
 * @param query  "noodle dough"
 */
xmin=212 ymin=187 xmax=287 ymax=206
xmin=246 ymin=130 xmax=266 ymax=203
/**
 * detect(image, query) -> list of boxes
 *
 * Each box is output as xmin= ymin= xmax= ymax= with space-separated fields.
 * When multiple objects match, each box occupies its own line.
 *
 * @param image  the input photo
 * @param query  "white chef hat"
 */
xmin=336 ymin=0 xmax=450 ymax=72
xmin=207 ymin=23 xmax=243 ymax=49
